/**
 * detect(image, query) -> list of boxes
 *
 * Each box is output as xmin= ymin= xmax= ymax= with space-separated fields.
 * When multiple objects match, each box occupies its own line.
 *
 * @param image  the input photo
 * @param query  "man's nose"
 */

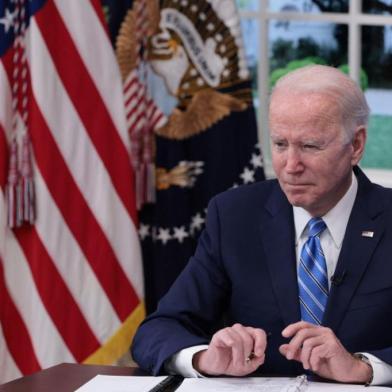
xmin=285 ymin=148 xmax=304 ymax=173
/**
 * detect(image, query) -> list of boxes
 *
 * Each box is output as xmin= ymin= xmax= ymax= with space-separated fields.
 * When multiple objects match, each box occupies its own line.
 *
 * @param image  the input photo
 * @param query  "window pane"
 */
xmin=269 ymin=21 xmax=348 ymax=89
xmin=235 ymin=0 xmax=259 ymax=11
xmin=362 ymin=0 xmax=392 ymax=15
xmin=239 ymin=19 xmax=259 ymax=107
xmin=268 ymin=0 xmax=348 ymax=14
xmin=360 ymin=25 xmax=392 ymax=170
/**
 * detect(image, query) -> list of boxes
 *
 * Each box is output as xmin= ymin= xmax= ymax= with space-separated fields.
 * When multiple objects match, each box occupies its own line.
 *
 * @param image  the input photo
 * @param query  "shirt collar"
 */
xmin=293 ymin=172 xmax=358 ymax=248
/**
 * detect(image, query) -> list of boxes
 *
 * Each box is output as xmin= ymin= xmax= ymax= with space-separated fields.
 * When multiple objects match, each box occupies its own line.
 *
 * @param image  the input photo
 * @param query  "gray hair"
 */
xmin=271 ymin=65 xmax=370 ymax=141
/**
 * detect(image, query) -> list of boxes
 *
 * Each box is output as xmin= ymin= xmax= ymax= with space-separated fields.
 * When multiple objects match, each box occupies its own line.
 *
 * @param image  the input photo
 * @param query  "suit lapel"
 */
xmin=323 ymin=168 xmax=386 ymax=331
xmin=261 ymin=184 xmax=301 ymax=327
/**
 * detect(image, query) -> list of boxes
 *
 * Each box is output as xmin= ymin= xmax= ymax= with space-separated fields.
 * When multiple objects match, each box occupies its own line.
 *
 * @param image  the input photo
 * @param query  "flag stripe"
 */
xmin=33 ymin=163 xmax=122 ymax=344
xmin=29 ymin=95 xmax=139 ymax=321
xmin=126 ymin=90 xmax=145 ymax=115
xmin=128 ymin=110 xmax=146 ymax=130
xmin=27 ymin=19 xmax=143 ymax=302
xmin=14 ymin=226 xmax=100 ymax=362
xmin=34 ymin=1 xmax=137 ymax=222
xmin=0 ymin=125 xmax=8 ymax=188
xmin=0 ymin=195 xmax=75 ymax=367
xmin=54 ymin=0 xmax=130 ymax=151
xmin=0 ymin=324 xmax=22 ymax=384
xmin=124 ymin=75 xmax=138 ymax=97
xmin=151 ymin=112 xmax=166 ymax=130
xmin=0 ymin=61 xmax=12 ymax=145
xmin=88 ymin=0 xmax=109 ymax=35
xmin=0 ymin=258 xmax=39 ymax=375
xmin=126 ymin=91 xmax=146 ymax=118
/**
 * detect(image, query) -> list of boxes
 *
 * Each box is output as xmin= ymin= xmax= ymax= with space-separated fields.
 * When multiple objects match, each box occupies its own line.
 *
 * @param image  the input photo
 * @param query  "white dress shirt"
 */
xmin=293 ymin=173 xmax=358 ymax=290
xmin=166 ymin=174 xmax=392 ymax=384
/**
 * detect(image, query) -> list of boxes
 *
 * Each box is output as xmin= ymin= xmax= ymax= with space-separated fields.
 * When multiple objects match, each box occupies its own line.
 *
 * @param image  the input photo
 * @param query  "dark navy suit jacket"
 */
xmin=132 ymin=167 xmax=392 ymax=376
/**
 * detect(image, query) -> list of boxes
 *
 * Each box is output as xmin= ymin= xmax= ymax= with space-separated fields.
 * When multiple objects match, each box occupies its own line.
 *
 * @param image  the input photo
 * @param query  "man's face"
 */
xmin=270 ymin=91 xmax=365 ymax=217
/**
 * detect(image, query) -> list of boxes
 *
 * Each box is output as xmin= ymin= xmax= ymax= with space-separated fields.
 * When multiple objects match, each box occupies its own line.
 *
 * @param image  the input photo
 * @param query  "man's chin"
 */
xmin=289 ymin=199 xmax=307 ymax=208
xmin=286 ymin=193 xmax=322 ymax=215
xmin=285 ymin=194 xmax=309 ymax=209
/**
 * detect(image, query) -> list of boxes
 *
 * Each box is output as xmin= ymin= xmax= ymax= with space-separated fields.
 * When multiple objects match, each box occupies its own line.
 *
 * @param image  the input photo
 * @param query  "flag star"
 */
xmin=240 ymin=167 xmax=255 ymax=184
xmin=157 ymin=228 xmax=171 ymax=245
xmin=250 ymin=153 xmax=263 ymax=168
xmin=0 ymin=9 xmax=16 ymax=33
xmin=173 ymin=226 xmax=189 ymax=243
xmin=190 ymin=213 xmax=205 ymax=232
xmin=138 ymin=224 xmax=150 ymax=240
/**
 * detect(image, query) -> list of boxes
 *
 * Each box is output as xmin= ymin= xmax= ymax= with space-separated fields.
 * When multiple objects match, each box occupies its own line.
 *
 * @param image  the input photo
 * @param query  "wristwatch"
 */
xmin=353 ymin=353 xmax=374 ymax=386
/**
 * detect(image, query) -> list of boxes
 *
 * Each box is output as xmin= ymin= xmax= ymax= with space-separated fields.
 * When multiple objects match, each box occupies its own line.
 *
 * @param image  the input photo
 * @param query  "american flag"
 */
xmin=0 ymin=0 xmax=144 ymax=383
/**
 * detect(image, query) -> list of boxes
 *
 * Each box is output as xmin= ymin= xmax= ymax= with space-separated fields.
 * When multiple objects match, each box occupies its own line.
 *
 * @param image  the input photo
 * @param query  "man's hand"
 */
xmin=279 ymin=321 xmax=372 ymax=383
xmin=192 ymin=323 xmax=267 ymax=376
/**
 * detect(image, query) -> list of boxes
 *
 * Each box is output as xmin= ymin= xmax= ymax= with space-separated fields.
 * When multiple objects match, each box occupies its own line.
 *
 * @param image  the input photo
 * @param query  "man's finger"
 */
xmin=282 ymin=321 xmax=316 ymax=338
xmin=284 ymin=327 xmax=319 ymax=360
xmin=309 ymin=344 xmax=326 ymax=371
xmin=300 ymin=336 xmax=325 ymax=369
xmin=279 ymin=343 xmax=301 ymax=362
xmin=279 ymin=344 xmax=288 ymax=356
xmin=232 ymin=324 xmax=257 ymax=363
xmin=224 ymin=328 xmax=247 ymax=368
xmin=245 ymin=327 xmax=267 ymax=357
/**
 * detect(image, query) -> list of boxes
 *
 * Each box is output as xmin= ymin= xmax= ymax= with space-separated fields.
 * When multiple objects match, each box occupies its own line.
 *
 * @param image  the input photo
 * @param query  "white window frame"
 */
xmin=239 ymin=0 xmax=392 ymax=187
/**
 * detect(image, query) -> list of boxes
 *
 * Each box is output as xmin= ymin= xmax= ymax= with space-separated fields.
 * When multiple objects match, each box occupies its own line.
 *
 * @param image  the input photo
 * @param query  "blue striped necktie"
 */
xmin=298 ymin=217 xmax=329 ymax=325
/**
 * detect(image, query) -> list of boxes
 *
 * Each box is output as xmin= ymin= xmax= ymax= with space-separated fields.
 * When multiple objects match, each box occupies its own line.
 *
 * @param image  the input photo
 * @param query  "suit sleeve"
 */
xmin=367 ymin=348 xmax=392 ymax=367
xmin=131 ymin=196 xmax=231 ymax=375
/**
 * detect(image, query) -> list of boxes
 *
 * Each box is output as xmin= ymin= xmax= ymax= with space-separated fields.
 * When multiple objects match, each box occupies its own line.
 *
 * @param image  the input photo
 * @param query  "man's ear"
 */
xmin=351 ymin=126 xmax=367 ymax=166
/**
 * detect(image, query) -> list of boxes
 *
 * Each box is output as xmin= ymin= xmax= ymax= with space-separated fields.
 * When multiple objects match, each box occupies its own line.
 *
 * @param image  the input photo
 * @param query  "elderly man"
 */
xmin=132 ymin=65 xmax=392 ymax=385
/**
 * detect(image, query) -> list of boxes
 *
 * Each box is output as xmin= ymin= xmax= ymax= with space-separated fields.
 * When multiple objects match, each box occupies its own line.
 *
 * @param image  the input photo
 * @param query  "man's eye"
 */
xmin=303 ymin=144 xmax=318 ymax=150
xmin=274 ymin=141 xmax=286 ymax=148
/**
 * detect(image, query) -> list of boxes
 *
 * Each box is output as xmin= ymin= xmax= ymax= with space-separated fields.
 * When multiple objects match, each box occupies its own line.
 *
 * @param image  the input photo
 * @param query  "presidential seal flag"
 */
xmin=137 ymin=0 xmax=266 ymax=312
xmin=0 ymin=0 xmax=144 ymax=383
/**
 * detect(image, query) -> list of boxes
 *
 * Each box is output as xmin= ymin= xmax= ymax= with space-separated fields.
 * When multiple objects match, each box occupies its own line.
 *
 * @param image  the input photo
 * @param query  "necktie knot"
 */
xmin=308 ymin=217 xmax=326 ymax=238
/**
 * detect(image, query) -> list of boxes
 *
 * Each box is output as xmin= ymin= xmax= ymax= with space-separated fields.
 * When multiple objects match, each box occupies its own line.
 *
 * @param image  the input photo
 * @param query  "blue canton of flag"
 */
xmin=0 ymin=0 xmax=46 ymax=57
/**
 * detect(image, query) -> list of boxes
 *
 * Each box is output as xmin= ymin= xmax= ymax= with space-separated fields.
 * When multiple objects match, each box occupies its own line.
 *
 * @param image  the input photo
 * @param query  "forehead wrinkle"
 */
xmin=270 ymin=92 xmax=343 ymax=134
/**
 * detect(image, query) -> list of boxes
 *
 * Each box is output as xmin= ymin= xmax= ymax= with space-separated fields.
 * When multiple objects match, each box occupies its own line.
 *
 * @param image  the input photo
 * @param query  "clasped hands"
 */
xmin=192 ymin=322 xmax=372 ymax=383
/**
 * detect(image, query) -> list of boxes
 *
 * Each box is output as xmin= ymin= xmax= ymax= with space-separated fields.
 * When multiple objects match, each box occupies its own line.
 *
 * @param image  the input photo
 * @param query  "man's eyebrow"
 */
xmin=301 ymin=139 xmax=323 ymax=144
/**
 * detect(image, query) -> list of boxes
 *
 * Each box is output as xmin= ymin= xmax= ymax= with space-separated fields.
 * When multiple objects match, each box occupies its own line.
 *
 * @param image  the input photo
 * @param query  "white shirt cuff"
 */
xmin=165 ymin=345 xmax=209 ymax=378
xmin=360 ymin=352 xmax=392 ymax=386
